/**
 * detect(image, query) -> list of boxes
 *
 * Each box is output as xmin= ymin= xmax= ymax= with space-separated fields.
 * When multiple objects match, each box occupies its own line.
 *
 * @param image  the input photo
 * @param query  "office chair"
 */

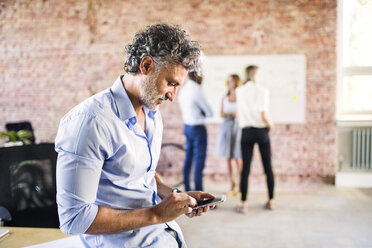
xmin=0 ymin=143 xmax=59 ymax=228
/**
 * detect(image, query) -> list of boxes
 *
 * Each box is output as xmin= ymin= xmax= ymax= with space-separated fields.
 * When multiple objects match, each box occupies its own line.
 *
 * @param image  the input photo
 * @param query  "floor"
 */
xmin=176 ymin=181 xmax=372 ymax=248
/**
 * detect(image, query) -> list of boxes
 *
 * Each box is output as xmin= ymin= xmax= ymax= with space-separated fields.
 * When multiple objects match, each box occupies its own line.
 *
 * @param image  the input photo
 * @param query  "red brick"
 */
xmin=0 ymin=0 xmax=337 ymax=184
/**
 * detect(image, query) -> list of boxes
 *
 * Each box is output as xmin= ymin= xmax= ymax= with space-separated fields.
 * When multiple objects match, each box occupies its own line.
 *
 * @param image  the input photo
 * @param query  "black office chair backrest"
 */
xmin=0 ymin=143 xmax=59 ymax=227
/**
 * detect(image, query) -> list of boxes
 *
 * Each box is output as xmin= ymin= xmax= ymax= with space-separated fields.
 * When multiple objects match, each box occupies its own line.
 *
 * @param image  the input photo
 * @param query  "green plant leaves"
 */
xmin=0 ymin=130 xmax=33 ymax=143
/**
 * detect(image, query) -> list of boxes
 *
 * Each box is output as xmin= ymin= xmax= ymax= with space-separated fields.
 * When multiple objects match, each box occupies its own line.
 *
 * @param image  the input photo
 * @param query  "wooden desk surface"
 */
xmin=0 ymin=227 xmax=71 ymax=248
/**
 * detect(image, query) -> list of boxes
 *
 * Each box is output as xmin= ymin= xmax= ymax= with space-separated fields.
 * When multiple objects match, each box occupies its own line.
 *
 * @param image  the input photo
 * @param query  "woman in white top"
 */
xmin=235 ymin=65 xmax=275 ymax=213
xmin=215 ymin=74 xmax=242 ymax=196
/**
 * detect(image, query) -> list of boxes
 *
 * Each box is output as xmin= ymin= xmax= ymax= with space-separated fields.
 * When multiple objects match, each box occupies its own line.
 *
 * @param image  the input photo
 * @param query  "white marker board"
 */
xmin=202 ymin=54 xmax=306 ymax=124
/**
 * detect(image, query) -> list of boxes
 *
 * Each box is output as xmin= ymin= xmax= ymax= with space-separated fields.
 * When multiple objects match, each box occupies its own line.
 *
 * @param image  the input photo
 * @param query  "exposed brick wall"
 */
xmin=0 ymin=0 xmax=337 ymax=184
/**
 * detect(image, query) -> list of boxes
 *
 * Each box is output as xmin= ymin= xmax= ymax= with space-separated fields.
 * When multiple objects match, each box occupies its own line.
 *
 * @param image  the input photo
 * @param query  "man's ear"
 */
xmin=139 ymin=56 xmax=155 ymax=75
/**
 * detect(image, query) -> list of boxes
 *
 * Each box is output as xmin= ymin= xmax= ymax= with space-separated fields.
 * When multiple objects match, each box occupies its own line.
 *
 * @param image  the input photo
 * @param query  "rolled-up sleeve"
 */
xmin=55 ymin=112 xmax=111 ymax=234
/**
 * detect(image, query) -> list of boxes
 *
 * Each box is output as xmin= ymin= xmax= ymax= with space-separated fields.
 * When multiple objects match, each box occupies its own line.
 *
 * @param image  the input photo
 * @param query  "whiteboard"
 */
xmin=202 ymin=54 xmax=306 ymax=124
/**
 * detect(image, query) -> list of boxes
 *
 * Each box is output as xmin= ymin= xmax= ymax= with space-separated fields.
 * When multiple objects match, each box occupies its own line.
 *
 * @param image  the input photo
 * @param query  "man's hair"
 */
xmin=124 ymin=23 xmax=202 ymax=74
xmin=244 ymin=65 xmax=258 ymax=83
xmin=188 ymin=71 xmax=202 ymax=84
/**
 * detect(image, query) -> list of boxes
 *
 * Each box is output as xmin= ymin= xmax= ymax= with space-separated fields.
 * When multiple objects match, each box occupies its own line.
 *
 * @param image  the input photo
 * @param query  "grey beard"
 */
xmin=140 ymin=75 xmax=162 ymax=111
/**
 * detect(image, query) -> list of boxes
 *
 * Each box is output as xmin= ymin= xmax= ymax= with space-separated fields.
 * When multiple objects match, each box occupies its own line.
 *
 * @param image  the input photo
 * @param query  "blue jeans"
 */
xmin=183 ymin=125 xmax=207 ymax=191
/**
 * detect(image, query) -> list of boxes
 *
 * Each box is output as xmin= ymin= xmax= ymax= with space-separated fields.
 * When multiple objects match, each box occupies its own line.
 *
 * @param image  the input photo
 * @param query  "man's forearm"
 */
xmin=85 ymin=173 xmax=191 ymax=235
xmin=85 ymin=205 xmax=159 ymax=235
xmin=86 ymin=186 xmax=196 ymax=235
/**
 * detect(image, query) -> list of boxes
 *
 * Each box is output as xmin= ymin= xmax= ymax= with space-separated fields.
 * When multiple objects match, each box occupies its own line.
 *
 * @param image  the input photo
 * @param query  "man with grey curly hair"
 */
xmin=124 ymin=23 xmax=202 ymax=75
xmin=124 ymin=23 xmax=203 ymax=111
xmin=55 ymin=23 xmax=215 ymax=248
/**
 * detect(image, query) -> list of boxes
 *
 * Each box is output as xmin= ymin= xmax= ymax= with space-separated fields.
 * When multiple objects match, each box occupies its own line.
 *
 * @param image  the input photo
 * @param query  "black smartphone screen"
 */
xmin=196 ymin=198 xmax=215 ymax=206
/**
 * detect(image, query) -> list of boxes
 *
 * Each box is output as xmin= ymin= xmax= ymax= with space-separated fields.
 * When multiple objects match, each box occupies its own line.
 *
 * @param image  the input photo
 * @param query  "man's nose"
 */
xmin=165 ymin=92 xmax=174 ymax=102
xmin=166 ymin=88 xmax=177 ymax=102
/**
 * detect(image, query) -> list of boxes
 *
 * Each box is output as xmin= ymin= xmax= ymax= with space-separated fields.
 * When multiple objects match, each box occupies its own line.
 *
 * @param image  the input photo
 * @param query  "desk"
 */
xmin=0 ymin=227 xmax=71 ymax=248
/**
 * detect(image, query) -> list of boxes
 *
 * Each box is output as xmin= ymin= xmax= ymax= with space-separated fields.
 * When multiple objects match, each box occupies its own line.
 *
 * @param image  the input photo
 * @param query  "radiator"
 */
xmin=352 ymin=128 xmax=372 ymax=169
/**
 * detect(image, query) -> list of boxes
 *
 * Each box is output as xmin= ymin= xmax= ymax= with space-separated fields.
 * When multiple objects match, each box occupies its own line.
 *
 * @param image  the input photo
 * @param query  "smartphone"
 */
xmin=192 ymin=195 xmax=226 ymax=210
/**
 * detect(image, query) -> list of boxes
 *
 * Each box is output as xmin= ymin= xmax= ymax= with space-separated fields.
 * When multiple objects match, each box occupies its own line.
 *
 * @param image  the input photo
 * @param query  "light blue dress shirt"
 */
xmin=177 ymin=80 xmax=213 ymax=125
xmin=55 ymin=75 xmax=185 ymax=247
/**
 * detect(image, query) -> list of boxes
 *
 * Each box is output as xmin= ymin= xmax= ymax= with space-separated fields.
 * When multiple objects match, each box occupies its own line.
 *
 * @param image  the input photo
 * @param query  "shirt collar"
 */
xmin=110 ymin=75 xmax=157 ymax=123
xmin=145 ymin=108 xmax=157 ymax=120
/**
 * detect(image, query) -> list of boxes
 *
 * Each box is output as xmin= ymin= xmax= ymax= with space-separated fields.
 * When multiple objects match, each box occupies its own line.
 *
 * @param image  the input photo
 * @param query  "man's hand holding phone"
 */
xmin=192 ymin=195 xmax=226 ymax=210
xmin=184 ymin=191 xmax=217 ymax=218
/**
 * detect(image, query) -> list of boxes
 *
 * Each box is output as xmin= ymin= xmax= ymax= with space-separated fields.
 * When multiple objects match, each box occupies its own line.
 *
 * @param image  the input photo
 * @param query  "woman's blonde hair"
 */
xmin=227 ymin=74 xmax=241 ymax=95
xmin=244 ymin=65 xmax=258 ymax=83
xmin=229 ymin=74 xmax=241 ymax=86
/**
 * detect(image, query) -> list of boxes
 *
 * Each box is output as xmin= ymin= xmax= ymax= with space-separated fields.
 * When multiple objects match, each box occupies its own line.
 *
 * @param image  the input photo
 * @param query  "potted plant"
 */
xmin=0 ymin=129 xmax=34 ymax=147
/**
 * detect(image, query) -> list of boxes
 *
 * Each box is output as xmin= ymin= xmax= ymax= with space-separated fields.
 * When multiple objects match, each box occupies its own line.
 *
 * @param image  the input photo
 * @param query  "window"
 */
xmin=338 ymin=0 xmax=372 ymax=117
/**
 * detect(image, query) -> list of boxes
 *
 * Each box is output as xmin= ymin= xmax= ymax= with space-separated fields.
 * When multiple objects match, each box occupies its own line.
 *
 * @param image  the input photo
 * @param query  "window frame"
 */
xmin=337 ymin=0 xmax=372 ymax=121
